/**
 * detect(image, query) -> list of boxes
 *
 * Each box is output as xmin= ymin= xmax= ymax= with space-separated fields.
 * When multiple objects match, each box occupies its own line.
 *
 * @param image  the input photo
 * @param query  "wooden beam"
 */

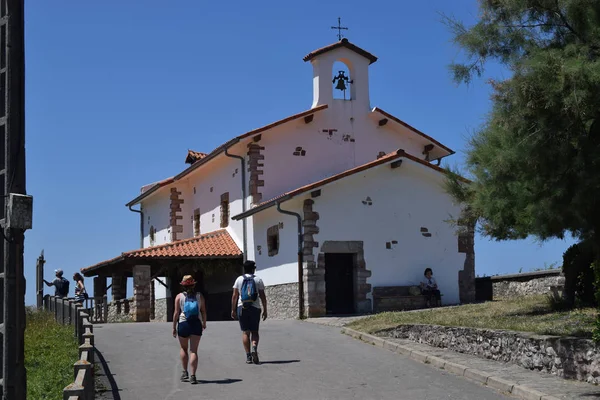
xmin=311 ymin=189 xmax=321 ymax=198
xmin=390 ymin=160 xmax=403 ymax=169
xmin=253 ymin=134 xmax=262 ymax=142
xmin=304 ymin=114 xmax=314 ymax=124
xmin=378 ymin=118 xmax=388 ymax=126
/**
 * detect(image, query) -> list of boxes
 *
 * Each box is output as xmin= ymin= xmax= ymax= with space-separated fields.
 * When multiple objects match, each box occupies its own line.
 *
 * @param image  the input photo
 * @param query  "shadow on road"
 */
xmin=259 ymin=360 xmax=301 ymax=365
xmin=196 ymin=378 xmax=242 ymax=384
xmin=95 ymin=347 xmax=122 ymax=400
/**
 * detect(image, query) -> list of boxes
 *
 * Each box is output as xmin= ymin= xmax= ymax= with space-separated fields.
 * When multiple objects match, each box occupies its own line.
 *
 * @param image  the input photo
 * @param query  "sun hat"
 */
xmin=180 ymin=275 xmax=196 ymax=286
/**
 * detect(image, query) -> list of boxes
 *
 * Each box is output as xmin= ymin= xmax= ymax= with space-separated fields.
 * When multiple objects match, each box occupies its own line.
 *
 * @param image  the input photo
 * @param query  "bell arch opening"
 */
xmin=332 ymin=60 xmax=352 ymax=100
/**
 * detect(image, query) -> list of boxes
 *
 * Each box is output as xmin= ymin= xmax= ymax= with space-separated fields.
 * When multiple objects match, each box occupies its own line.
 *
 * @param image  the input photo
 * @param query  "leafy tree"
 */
xmin=443 ymin=0 xmax=600 ymax=335
xmin=444 ymin=0 xmax=600 ymax=249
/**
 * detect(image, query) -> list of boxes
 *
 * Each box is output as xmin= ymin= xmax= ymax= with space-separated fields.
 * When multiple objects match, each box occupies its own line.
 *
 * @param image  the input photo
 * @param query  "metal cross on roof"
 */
xmin=331 ymin=17 xmax=348 ymax=41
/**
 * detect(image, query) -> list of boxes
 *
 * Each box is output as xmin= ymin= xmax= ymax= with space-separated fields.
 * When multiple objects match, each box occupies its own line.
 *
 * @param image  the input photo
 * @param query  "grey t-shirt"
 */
xmin=233 ymin=274 xmax=265 ymax=309
xmin=52 ymin=277 xmax=69 ymax=297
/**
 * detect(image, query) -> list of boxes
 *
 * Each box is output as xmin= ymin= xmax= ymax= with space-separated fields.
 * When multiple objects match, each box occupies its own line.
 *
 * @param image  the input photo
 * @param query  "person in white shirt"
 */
xmin=231 ymin=260 xmax=267 ymax=364
xmin=420 ymin=267 xmax=442 ymax=307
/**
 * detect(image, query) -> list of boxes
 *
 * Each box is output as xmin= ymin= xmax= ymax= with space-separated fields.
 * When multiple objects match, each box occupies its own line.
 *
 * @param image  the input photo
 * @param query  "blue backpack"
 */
xmin=240 ymin=275 xmax=258 ymax=309
xmin=181 ymin=293 xmax=200 ymax=320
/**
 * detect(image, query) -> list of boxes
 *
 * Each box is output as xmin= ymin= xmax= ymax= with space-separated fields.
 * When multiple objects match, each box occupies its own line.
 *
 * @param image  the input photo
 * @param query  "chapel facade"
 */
xmin=81 ymin=38 xmax=475 ymax=322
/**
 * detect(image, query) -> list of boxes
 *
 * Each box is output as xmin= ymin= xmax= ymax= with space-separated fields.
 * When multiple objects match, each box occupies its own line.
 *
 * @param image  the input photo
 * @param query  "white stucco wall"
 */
xmin=259 ymin=106 xmax=427 ymax=202
xmin=142 ymin=188 xmax=171 ymax=248
xmin=249 ymin=199 xmax=304 ymax=286
xmin=184 ymin=153 xmax=245 ymax=250
xmin=251 ymin=158 xmax=466 ymax=307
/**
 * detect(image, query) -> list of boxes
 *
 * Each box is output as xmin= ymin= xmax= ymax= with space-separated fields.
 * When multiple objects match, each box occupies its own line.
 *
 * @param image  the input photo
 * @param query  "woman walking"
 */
xmin=73 ymin=272 xmax=88 ymax=304
xmin=172 ymin=275 xmax=206 ymax=384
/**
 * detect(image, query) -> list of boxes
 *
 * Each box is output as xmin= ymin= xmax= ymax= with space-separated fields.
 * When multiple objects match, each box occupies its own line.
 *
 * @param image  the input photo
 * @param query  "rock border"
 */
xmin=378 ymin=323 xmax=600 ymax=384
xmin=341 ymin=327 xmax=562 ymax=400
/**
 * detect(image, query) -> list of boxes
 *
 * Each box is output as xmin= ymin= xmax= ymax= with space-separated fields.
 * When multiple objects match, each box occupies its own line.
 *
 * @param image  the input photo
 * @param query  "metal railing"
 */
xmin=44 ymin=296 xmax=96 ymax=400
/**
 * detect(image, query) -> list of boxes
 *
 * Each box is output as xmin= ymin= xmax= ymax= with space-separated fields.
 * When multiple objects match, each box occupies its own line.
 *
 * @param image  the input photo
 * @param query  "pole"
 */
xmin=2 ymin=1 xmax=26 ymax=399
xmin=36 ymin=250 xmax=45 ymax=308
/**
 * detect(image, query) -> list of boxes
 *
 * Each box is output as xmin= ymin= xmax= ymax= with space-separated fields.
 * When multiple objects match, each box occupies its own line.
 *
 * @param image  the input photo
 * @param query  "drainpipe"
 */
xmin=276 ymin=202 xmax=304 ymax=319
xmin=128 ymin=205 xmax=144 ymax=248
xmin=224 ymin=148 xmax=248 ymax=261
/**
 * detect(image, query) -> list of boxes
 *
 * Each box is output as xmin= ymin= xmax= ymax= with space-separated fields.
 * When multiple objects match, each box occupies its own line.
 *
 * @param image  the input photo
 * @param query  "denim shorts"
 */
xmin=178 ymin=318 xmax=203 ymax=338
xmin=237 ymin=306 xmax=261 ymax=332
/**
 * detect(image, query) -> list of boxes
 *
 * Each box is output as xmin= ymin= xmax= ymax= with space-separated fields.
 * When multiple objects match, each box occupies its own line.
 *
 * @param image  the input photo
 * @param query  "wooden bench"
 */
xmin=372 ymin=286 xmax=440 ymax=313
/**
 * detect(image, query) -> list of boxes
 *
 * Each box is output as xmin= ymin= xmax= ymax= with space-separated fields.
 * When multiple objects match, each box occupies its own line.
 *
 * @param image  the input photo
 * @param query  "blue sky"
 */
xmin=23 ymin=0 xmax=573 ymax=305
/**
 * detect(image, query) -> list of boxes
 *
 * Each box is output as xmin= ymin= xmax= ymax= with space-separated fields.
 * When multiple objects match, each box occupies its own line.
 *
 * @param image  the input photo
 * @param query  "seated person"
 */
xmin=420 ymin=268 xmax=441 ymax=307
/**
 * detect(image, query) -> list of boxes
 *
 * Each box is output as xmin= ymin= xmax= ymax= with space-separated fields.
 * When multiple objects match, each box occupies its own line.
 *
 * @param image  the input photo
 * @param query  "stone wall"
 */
xmin=265 ymin=283 xmax=299 ymax=320
xmin=476 ymin=270 xmax=565 ymax=301
xmin=379 ymin=324 xmax=600 ymax=384
xmin=152 ymin=298 xmax=168 ymax=322
xmin=247 ymin=142 xmax=265 ymax=204
xmin=107 ymin=298 xmax=134 ymax=323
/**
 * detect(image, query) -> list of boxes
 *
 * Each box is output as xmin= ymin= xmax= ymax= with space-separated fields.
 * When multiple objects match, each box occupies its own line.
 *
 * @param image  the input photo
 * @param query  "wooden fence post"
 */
xmin=35 ymin=250 xmax=45 ymax=309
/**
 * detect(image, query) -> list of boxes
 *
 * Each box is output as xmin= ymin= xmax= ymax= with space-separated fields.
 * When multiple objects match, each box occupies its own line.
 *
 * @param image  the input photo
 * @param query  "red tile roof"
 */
xmin=233 ymin=149 xmax=469 ymax=220
xmin=303 ymin=39 xmax=378 ymax=64
xmin=185 ymin=150 xmax=208 ymax=165
xmin=81 ymin=229 xmax=242 ymax=276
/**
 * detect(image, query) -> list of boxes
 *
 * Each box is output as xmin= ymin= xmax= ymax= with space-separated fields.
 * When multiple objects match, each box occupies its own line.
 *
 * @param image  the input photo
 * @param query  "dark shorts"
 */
xmin=237 ymin=306 xmax=261 ymax=332
xmin=178 ymin=318 xmax=203 ymax=338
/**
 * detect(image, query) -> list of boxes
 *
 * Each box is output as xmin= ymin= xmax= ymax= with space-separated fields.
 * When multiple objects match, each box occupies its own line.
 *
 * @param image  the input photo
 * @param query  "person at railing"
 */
xmin=73 ymin=272 xmax=88 ymax=304
xmin=43 ymin=268 xmax=70 ymax=298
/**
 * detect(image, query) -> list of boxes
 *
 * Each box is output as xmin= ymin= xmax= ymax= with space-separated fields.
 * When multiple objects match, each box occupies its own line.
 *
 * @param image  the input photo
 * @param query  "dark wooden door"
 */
xmin=325 ymin=253 xmax=354 ymax=314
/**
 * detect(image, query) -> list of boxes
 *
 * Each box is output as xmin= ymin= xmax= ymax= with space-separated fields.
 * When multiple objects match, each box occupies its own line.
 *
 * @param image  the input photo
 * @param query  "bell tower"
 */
xmin=303 ymin=38 xmax=378 ymax=111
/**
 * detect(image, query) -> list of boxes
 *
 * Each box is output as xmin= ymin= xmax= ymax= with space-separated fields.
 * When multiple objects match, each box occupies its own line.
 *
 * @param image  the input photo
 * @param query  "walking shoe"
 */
xmin=251 ymin=346 xmax=259 ymax=364
xmin=190 ymin=375 xmax=197 ymax=385
xmin=181 ymin=371 xmax=189 ymax=382
xmin=246 ymin=353 xmax=253 ymax=364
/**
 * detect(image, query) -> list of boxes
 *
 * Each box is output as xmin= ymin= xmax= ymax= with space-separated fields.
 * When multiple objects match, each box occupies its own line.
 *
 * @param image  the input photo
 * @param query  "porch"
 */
xmin=80 ymin=230 xmax=243 ymax=323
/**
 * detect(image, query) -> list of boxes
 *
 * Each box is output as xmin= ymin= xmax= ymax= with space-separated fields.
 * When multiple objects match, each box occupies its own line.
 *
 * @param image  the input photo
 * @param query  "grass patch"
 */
xmin=347 ymin=295 xmax=597 ymax=337
xmin=25 ymin=308 xmax=79 ymax=400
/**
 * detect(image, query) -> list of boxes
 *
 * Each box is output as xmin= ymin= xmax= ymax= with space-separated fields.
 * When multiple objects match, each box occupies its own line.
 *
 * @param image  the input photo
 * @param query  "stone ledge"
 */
xmin=340 ymin=327 xmax=588 ymax=400
xmin=377 ymin=323 xmax=600 ymax=385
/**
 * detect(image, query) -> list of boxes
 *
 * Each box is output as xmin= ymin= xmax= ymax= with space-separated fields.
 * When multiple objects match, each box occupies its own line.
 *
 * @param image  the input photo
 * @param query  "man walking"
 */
xmin=231 ymin=260 xmax=267 ymax=364
xmin=43 ymin=269 xmax=70 ymax=298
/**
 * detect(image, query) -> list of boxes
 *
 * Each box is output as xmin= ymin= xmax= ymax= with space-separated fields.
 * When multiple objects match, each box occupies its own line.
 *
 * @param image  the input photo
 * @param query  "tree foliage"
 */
xmin=444 ymin=0 xmax=600 ymax=246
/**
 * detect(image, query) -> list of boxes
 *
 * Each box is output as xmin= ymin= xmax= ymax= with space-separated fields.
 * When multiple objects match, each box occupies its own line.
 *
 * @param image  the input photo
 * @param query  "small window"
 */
xmin=149 ymin=226 xmax=155 ymax=246
xmin=267 ymin=225 xmax=279 ymax=257
xmin=220 ymin=193 xmax=229 ymax=228
xmin=193 ymin=208 xmax=200 ymax=237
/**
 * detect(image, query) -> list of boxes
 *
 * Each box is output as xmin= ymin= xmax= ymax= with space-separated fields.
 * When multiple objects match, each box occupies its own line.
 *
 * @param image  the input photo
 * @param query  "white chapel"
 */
xmin=81 ymin=38 xmax=475 ymax=322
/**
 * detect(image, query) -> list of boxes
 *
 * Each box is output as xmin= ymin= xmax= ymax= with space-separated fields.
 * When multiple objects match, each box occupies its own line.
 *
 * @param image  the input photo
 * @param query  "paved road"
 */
xmin=94 ymin=321 xmax=512 ymax=400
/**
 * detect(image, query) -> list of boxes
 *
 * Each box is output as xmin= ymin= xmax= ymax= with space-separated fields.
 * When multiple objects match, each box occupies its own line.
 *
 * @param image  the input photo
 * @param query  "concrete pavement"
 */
xmin=94 ymin=320 xmax=512 ymax=400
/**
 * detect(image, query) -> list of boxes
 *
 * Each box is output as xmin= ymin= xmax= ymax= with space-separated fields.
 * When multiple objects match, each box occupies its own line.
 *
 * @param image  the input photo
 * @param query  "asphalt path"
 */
xmin=94 ymin=320 xmax=512 ymax=400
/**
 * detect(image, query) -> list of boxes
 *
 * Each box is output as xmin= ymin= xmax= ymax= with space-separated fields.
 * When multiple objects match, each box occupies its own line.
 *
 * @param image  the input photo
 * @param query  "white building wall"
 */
xmin=251 ymin=198 xmax=304 ymax=286
xmin=184 ymin=154 xmax=245 ymax=251
xmin=259 ymin=107 xmax=425 ymax=202
xmin=252 ymin=159 xmax=466 ymax=306
xmin=142 ymin=188 xmax=171 ymax=248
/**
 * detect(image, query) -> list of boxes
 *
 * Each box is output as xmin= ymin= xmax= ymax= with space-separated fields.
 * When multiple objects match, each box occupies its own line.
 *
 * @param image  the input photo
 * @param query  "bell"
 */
xmin=335 ymin=79 xmax=347 ymax=91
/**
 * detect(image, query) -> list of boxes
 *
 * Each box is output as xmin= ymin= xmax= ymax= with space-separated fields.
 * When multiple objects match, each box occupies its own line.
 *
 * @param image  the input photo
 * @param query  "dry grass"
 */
xmin=347 ymin=295 xmax=597 ymax=337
